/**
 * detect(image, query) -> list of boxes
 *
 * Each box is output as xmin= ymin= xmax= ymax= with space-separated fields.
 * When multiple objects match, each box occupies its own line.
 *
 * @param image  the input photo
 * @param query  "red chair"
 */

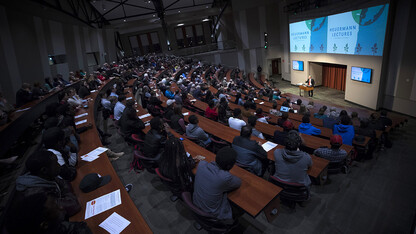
xmin=181 ymin=192 xmax=238 ymax=232
xmin=155 ymin=168 xmax=180 ymax=202
xmin=129 ymin=148 xmax=158 ymax=174
xmin=268 ymin=175 xmax=310 ymax=209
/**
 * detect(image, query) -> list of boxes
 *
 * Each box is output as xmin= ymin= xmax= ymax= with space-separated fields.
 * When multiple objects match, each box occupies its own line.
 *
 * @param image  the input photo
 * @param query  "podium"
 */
xmin=299 ymin=85 xmax=314 ymax=97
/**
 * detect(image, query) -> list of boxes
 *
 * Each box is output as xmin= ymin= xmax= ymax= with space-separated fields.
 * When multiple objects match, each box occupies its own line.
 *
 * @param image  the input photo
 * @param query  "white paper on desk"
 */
xmin=85 ymin=189 xmax=122 ymax=219
xmin=145 ymin=123 xmax=150 ymax=126
xmin=190 ymin=99 xmax=197 ymax=102
xmin=139 ymin=113 xmax=151 ymax=119
xmin=75 ymin=119 xmax=87 ymax=125
xmin=262 ymin=141 xmax=278 ymax=152
xmin=87 ymin=147 xmax=108 ymax=157
xmin=126 ymin=97 xmax=133 ymax=100
xmin=259 ymin=102 xmax=264 ymax=104
xmin=81 ymin=154 xmax=99 ymax=162
xmin=254 ymin=98 xmax=257 ymax=100
xmin=294 ymin=110 xmax=298 ymax=113
xmin=15 ymin=107 xmax=31 ymax=112
xmin=99 ymin=212 xmax=131 ymax=234
xmin=91 ymin=90 xmax=97 ymax=93
xmin=183 ymin=112 xmax=189 ymax=116
xmin=75 ymin=113 xmax=88 ymax=119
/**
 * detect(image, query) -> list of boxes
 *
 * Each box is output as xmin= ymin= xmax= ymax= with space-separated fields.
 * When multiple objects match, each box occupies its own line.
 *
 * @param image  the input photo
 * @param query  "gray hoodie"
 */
xmin=273 ymin=149 xmax=312 ymax=186
xmin=186 ymin=123 xmax=209 ymax=141
xmin=15 ymin=173 xmax=61 ymax=196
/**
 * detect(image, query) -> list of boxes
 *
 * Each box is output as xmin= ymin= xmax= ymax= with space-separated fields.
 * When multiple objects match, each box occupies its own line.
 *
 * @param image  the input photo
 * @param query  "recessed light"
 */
xmin=123 ymin=19 xmax=127 ymax=22
xmin=177 ymin=23 xmax=184 ymax=26
xmin=178 ymin=10 xmax=181 ymax=13
xmin=202 ymin=18 xmax=209 ymax=22
xmin=153 ymin=14 xmax=155 ymax=17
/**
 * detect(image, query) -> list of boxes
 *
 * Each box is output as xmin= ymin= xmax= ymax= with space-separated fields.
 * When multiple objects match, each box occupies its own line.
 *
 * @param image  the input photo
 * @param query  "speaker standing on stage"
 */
xmin=305 ymin=75 xmax=315 ymax=97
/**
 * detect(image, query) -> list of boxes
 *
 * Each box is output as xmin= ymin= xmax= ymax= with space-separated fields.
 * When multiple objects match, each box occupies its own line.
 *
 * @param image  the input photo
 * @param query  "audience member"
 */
xmin=114 ymin=95 xmax=126 ymax=121
xmin=16 ymin=83 xmax=36 ymax=108
xmin=277 ymin=112 xmax=289 ymax=127
xmin=228 ymin=108 xmax=246 ymax=131
xmin=314 ymin=135 xmax=347 ymax=163
xmin=274 ymin=120 xmax=295 ymax=146
xmin=232 ymin=126 xmax=268 ymax=176
xmin=269 ymin=101 xmax=282 ymax=116
xmin=205 ymin=100 xmax=218 ymax=121
xmin=170 ymin=105 xmax=186 ymax=134
xmin=143 ymin=117 xmax=172 ymax=159
xmin=119 ymin=99 xmax=145 ymax=139
xmin=247 ymin=115 xmax=264 ymax=139
xmin=186 ymin=115 xmax=211 ymax=146
xmin=333 ymin=115 xmax=355 ymax=146
xmin=298 ymin=115 xmax=321 ymax=136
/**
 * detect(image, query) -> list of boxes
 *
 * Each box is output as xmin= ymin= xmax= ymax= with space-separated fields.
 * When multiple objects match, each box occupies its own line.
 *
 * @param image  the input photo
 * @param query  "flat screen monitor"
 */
xmin=292 ymin=60 xmax=304 ymax=71
xmin=351 ymin=66 xmax=372 ymax=83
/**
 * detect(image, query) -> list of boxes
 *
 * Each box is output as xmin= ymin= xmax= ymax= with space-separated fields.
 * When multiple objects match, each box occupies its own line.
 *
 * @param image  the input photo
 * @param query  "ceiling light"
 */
xmin=177 ymin=23 xmax=184 ymax=26
xmin=147 ymin=0 xmax=151 ymax=3
xmin=153 ymin=14 xmax=155 ymax=17
xmin=123 ymin=19 xmax=127 ymax=22
xmin=206 ymin=6 xmax=209 ymax=8
xmin=178 ymin=10 xmax=181 ymax=13
xmin=202 ymin=18 xmax=209 ymax=22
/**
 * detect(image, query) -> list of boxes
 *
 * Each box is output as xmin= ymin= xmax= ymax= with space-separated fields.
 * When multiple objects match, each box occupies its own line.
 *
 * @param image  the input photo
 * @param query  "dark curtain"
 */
xmin=322 ymin=64 xmax=347 ymax=91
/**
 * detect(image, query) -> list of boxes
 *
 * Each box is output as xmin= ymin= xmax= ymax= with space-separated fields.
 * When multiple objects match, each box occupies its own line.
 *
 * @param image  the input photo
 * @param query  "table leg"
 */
xmin=299 ymin=88 xmax=302 ymax=97
xmin=319 ymin=167 xmax=328 ymax=186
xmin=264 ymin=196 xmax=280 ymax=223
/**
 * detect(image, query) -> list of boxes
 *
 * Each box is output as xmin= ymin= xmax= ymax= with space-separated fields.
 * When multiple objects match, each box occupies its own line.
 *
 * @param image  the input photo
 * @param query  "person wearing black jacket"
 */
xmin=119 ymin=100 xmax=145 ymax=139
xmin=16 ymin=83 xmax=36 ymax=108
xmin=143 ymin=117 xmax=172 ymax=159
xmin=305 ymin=75 xmax=315 ymax=97
xmin=78 ymin=81 xmax=91 ymax=99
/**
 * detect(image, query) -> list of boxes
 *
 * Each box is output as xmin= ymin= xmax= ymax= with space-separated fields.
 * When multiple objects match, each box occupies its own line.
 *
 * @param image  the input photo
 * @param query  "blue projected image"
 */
xmin=351 ymin=66 xmax=372 ymax=83
xmin=292 ymin=60 xmax=304 ymax=71
xmin=289 ymin=4 xmax=389 ymax=56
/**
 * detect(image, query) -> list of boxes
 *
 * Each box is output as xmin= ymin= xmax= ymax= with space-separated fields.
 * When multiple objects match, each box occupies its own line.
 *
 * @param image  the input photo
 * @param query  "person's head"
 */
xmin=160 ymin=137 xmax=186 ymax=171
xmin=243 ymin=101 xmax=250 ymax=110
xmin=308 ymin=75 xmax=312 ymax=79
xmin=340 ymin=115 xmax=351 ymax=125
xmin=339 ymin=110 xmax=348 ymax=117
xmin=281 ymin=112 xmax=289 ymax=120
xmin=308 ymin=101 xmax=314 ymax=106
xmin=6 ymin=192 xmax=66 ymax=234
xmin=282 ymin=120 xmax=294 ymax=131
xmin=220 ymin=97 xmax=226 ymax=104
xmin=351 ymin=112 xmax=358 ymax=118
xmin=26 ymin=150 xmax=61 ymax=180
xmin=208 ymin=100 xmax=215 ymax=108
xmin=118 ymin=95 xmax=126 ymax=103
xmin=318 ymin=107 xmax=325 ymax=115
xmin=302 ymin=114 xmax=310 ymax=123
xmin=272 ymin=101 xmax=278 ymax=109
xmin=233 ymin=108 xmax=242 ymax=118
xmin=125 ymin=99 xmax=135 ymax=108
xmin=42 ymin=127 xmax=66 ymax=150
xmin=256 ymin=108 xmax=263 ymax=116
xmin=322 ymin=105 xmax=328 ymax=111
xmin=299 ymin=104 xmax=307 ymax=114
xmin=247 ymin=115 xmax=258 ymax=127
xmin=240 ymin=125 xmax=252 ymax=138
xmin=330 ymin=134 xmax=343 ymax=149
xmin=296 ymin=99 xmax=302 ymax=105
xmin=173 ymin=105 xmax=182 ymax=115
xmin=189 ymin=114 xmax=198 ymax=124
xmin=105 ymin=89 xmax=112 ymax=97
xmin=215 ymin=146 xmax=237 ymax=171
xmin=22 ymin=83 xmax=31 ymax=91
xmin=370 ymin=112 xmax=380 ymax=121
xmin=150 ymin=117 xmax=163 ymax=132
xmin=166 ymin=99 xmax=175 ymax=107
xmin=285 ymin=130 xmax=303 ymax=151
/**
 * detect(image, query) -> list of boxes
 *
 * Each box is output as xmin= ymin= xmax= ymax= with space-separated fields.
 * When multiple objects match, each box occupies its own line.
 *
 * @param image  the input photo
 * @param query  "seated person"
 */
xmin=277 ymin=112 xmax=289 ymax=127
xmin=314 ymin=134 xmax=347 ymax=163
xmin=273 ymin=130 xmax=312 ymax=188
xmin=14 ymin=150 xmax=81 ymax=217
xmin=170 ymin=105 xmax=186 ymax=134
xmin=143 ymin=117 xmax=171 ymax=159
xmin=114 ymin=95 xmax=126 ymax=121
xmin=43 ymin=127 xmax=77 ymax=181
xmin=269 ymin=101 xmax=282 ymax=116
xmin=351 ymin=112 xmax=361 ymax=127
xmin=355 ymin=119 xmax=377 ymax=158
xmin=314 ymin=107 xmax=327 ymax=120
xmin=78 ymin=81 xmax=91 ymax=99
xmin=119 ymin=100 xmax=145 ymax=139
xmin=298 ymin=104 xmax=309 ymax=116
xmin=247 ymin=115 xmax=264 ymax=139
xmin=67 ymin=89 xmax=83 ymax=108
xmin=241 ymin=102 xmax=253 ymax=118
xmin=205 ymin=100 xmax=218 ymax=121
xmin=218 ymin=97 xmax=229 ymax=123
xmin=298 ymin=115 xmax=321 ymax=136
xmin=163 ymin=99 xmax=175 ymax=120
xmin=16 ymin=83 xmax=36 ymax=108
xmin=186 ymin=115 xmax=211 ymax=146
xmin=379 ymin=110 xmax=393 ymax=128
xmin=274 ymin=120 xmax=294 ymax=146
xmin=164 ymin=86 xmax=175 ymax=99
xmin=159 ymin=137 xmax=196 ymax=193
xmin=6 ymin=192 xmax=91 ymax=234
xmin=333 ymin=115 xmax=355 ymax=146
xmin=232 ymin=126 xmax=268 ymax=176
xmin=193 ymin=146 xmax=241 ymax=221
xmin=323 ymin=108 xmax=340 ymax=129
xmin=228 ymin=108 xmax=246 ymax=131
xmin=255 ymin=108 xmax=268 ymax=123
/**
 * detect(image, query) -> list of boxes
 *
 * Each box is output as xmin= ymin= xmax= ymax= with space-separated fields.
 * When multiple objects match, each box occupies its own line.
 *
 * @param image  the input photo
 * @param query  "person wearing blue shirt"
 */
xmin=333 ymin=115 xmax=355 ymax=146
xmin=298 ymin=115 xmax=321 ymax=136
xmin=114 ymin=95 xmax=126 ymax=121
xmin=164 ymin=86 xmax=175 ymax=99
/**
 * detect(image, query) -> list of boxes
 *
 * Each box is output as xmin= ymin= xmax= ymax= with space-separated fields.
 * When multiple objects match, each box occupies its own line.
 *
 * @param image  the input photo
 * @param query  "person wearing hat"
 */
xmin=193 ymin=146 xmax=241 ymax=221
xmin=163 ymin=99 xmax=175 ymax=120
xmin=273 ymin=130 xmax=312 ymax=188
xmin=14 ymin=150 xmax=81 ymax=217
xmin=274 ymin=120 xmax=295 ymax=146
xmin=79 ymin=173 xmax=112 ymax=193
xmin=314 ymin=134 xmax=347 ymax=163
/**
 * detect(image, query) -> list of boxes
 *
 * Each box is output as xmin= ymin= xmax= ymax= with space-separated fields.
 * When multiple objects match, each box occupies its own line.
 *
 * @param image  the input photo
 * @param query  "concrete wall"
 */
xmin=0 ymin=5 xmax=116 ymax=104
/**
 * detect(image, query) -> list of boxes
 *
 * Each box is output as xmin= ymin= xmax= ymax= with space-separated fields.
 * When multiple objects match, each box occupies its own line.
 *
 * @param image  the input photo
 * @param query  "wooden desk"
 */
xmin=249 ymin=73 xmax=265 ymax=89
xmin=298 ymin=85 xmax=314 ymax=97
xmin=69 ymin=79 xmax=152 ymax=233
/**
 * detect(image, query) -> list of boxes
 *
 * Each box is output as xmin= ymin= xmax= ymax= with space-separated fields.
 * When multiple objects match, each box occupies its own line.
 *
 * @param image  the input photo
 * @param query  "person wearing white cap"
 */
xmin=163 ymin=99 xmax=175 ymax=120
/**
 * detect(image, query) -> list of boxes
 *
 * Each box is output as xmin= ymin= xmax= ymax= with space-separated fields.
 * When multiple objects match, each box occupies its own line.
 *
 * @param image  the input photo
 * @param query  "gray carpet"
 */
xmin=100 ymin=109 xmax=416 ymax=233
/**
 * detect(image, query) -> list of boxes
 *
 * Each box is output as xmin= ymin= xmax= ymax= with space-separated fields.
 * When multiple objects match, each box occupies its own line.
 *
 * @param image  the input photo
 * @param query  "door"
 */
xmin=272 ymin=59 xmax=281 ymax=75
